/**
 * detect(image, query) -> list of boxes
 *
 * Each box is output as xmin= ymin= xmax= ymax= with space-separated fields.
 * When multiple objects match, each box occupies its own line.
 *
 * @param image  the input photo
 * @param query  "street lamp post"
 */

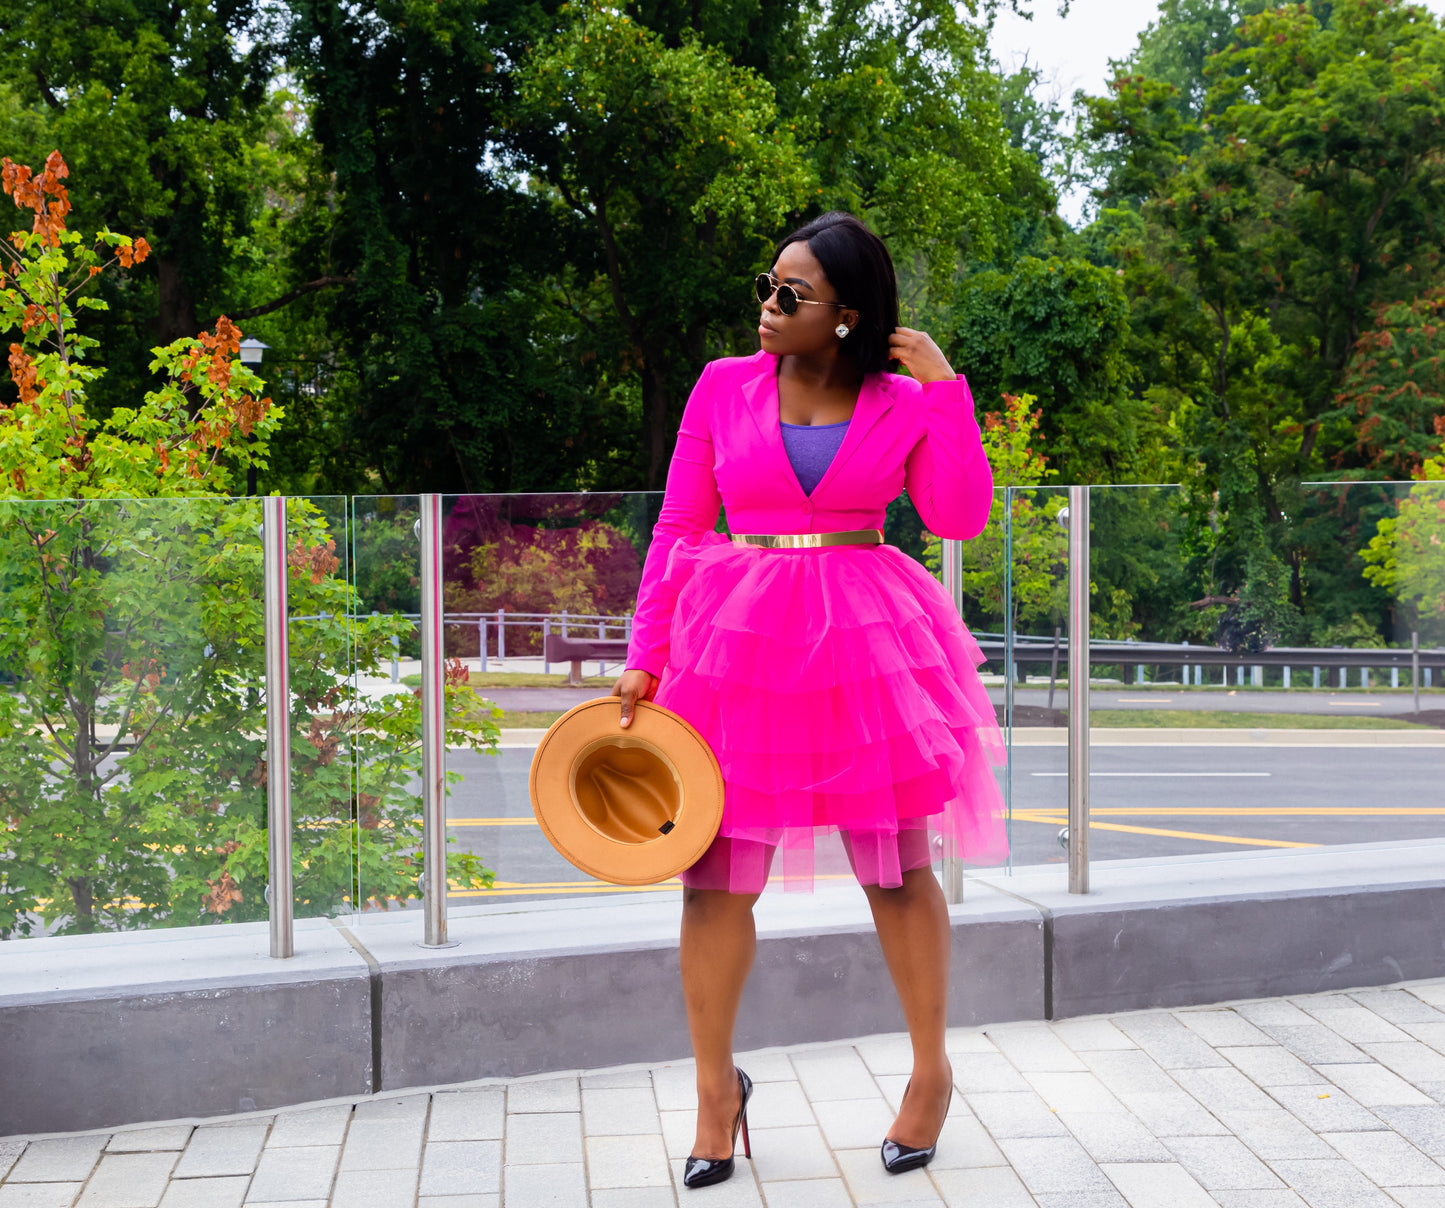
xmin=239 ymin=339 xmax=270 ymax=497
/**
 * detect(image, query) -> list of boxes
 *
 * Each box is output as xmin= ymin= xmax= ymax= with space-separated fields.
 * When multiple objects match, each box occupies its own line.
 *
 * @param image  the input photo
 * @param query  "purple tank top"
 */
xmin=779 ymin=419 xmax=850 ymax=495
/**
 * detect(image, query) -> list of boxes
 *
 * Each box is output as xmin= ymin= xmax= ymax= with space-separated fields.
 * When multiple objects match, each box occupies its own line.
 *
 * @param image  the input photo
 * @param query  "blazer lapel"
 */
xmin=807 ymin=373 xmax=895 ymax=499
xmin=738 ymin=351 xmax=810 ymax=501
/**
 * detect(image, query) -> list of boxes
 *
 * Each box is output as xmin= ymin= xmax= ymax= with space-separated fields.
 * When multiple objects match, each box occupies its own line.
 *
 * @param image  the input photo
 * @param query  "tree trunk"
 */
xmin=67 ymin=876 xmax=95 ymax=932
xmin=155 ymin=256 xmax=200 ymax=345
xmin=642 ymin=352 xmax=674 ymax=490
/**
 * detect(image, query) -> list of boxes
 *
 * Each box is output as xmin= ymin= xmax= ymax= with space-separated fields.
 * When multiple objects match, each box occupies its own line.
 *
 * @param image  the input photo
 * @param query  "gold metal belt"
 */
xmin=731 ymin=528 xmax=884 ymax=549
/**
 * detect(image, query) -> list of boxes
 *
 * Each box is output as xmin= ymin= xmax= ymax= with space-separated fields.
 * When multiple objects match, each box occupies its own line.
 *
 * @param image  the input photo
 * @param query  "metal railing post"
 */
xmin=263 ymin=496 xmax=294 ymax=958
xmin=1067 ymin=485 xmax=1090 ymax=895
xmin=939 ymin=537 xmax=965 ymax=904
xmin=418 ymin=494 xmax=456 ymax=948
xmin=1413 ymin=631 xmax=1421 ymax=714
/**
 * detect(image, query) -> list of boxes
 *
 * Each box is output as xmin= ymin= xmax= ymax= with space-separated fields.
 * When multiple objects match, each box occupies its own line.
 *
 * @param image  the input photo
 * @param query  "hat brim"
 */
xmin=528 ymin=697 xmax=724 ymax=886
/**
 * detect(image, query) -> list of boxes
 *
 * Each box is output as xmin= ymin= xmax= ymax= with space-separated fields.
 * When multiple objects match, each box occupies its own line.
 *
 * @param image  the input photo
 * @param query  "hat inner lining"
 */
xmin=569 ymin=735 xmax=684 ymax=846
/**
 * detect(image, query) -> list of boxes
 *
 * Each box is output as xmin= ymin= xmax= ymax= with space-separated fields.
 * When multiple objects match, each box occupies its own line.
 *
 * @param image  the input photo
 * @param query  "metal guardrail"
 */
xmin=980 ymin=638 xmax=1445 ymax=672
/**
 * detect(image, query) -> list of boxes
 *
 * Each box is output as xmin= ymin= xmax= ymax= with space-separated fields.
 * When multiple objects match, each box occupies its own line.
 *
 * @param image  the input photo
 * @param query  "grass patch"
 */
xmin=495 ymin=709 xmax=570 ymax=729
xmin=401 ymin=671 xmax=615 ymax=689
xmin=1089 ymin=709 xmax=1429 ymax=730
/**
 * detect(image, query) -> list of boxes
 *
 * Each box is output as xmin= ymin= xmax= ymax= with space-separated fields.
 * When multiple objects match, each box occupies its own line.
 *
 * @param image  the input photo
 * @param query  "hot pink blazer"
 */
xmin=625 ymin=348 xmax=994 ymax=677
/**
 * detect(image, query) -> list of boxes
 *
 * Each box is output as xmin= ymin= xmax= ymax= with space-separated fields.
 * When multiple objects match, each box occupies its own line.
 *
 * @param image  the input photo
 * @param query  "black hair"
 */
xmin=773 ymin=212 xmax=899 ymax=375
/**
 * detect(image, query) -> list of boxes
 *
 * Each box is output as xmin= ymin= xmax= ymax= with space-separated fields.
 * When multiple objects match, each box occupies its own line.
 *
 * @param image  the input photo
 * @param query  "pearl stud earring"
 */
xmin=835 ymin=323 xmax=850 ymax=339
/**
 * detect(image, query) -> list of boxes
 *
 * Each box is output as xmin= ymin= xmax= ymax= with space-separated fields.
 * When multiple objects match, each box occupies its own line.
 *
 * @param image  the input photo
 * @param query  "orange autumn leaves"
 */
xmin=1 ymin=151 xmax=273 ymax=489
xmin=3 ymin=151 xmax=74 ymax=250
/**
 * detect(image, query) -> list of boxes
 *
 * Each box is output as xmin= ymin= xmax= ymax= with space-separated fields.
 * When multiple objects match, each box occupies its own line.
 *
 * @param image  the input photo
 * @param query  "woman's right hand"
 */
xmin=611 ymin=668 xmax=659 ymax=728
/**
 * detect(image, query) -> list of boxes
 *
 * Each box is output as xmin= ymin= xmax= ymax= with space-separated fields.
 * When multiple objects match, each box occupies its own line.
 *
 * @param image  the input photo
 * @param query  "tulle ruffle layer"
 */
xmin=652 ymin=532 xmax=1010 ymax=892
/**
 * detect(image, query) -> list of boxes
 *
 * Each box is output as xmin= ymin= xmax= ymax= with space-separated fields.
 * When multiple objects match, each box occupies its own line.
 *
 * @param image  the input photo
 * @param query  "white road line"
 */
xmin=1030 ymin=771 xmax=1272 ymax=777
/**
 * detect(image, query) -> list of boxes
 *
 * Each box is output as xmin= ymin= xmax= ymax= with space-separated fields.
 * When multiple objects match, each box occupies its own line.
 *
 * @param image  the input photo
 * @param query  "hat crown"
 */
xmin=574 ymin=743 xmax=680 ymax=844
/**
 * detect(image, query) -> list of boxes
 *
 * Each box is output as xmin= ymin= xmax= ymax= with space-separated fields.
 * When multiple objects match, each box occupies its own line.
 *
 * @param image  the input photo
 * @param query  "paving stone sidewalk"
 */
xmin=7 ymin=977 xmax=1445 ymax=1207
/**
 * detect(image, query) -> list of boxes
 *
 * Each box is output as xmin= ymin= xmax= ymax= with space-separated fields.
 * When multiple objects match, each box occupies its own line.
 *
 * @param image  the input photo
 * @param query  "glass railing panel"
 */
xmin=439 ymin=491 xmax=662 ymax=906
xmin=0 ymin=496 xmax=266 ymax=937
xmin=907 ymin=486 xmax=1020 ymax=877
xmin=1084 ymin=480 xmax=1445 ymax=866
xmin=347 ymin=494 xmax=426 ymax=919
xmin=284 ymin=496 xmax=360 ymax=922
xmin=992 ymin=485 xmax=1071 ymax=871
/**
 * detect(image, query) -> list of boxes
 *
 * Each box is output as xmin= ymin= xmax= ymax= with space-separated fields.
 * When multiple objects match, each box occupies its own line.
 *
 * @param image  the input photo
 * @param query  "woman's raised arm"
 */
xmin=889 ymin=328 xmax=994 ymax=541
xmin=622 ymin=361 xmax=722 ymax=681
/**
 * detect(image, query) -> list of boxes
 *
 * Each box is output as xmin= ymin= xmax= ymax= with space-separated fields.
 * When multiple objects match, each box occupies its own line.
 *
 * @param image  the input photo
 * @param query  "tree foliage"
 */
xmin=923 ymin=392 xmax=1068 ymax=636
xmin=1073 ymin=0 xmax=1445 ymax=647
xmin=0 ymin=156 xmax=497 ymax=937
xmin=3 ymin=0 xmax=1444 ymax=663
xmin=518 ymin=2 xmax=817 ymax=486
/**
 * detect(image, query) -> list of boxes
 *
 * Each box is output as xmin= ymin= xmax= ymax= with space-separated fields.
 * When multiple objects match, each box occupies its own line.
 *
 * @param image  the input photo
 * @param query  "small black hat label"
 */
xmin=658 ymin=820 xmax=676 ymax=835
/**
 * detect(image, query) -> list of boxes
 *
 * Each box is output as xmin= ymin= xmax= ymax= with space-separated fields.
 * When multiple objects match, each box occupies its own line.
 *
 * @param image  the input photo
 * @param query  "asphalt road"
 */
xmin=481 ymin=684 xmax=1443 ymax=717
xmin=437 ymin=739 xmax=1445 ymax=904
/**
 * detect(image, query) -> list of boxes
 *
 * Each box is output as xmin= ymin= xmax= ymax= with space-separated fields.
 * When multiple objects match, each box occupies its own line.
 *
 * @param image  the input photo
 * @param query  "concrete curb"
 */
xmin=3 ymin=839 xmax=1444 ymax=1135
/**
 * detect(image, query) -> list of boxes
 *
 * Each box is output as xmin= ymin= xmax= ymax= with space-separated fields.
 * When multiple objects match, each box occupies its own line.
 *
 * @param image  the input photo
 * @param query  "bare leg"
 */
xmin=680 ymin=886 xmax=761 ymax=1158
xmin=860 ymin=866 xmax=954 ymax=1147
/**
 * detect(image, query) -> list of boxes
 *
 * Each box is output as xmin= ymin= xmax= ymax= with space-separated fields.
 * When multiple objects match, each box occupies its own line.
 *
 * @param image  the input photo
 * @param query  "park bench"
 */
xmin=543 ymin=633 xmax=631 ymax=686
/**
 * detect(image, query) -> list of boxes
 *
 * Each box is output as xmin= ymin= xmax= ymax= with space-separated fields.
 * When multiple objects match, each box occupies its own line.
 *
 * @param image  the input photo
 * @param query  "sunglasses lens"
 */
xmin=755 ymin=273 xmax=800 ymax=315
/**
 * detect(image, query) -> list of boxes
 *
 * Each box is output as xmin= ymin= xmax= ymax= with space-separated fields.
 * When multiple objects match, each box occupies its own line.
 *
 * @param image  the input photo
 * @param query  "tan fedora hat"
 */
xmin=528 ymin=697 xmax=724 ymax=886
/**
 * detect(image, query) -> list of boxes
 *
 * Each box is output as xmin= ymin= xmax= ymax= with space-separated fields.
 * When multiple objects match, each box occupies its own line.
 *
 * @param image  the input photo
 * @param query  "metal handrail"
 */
xmin=981 ymin=637 xmax=1445 ymax=669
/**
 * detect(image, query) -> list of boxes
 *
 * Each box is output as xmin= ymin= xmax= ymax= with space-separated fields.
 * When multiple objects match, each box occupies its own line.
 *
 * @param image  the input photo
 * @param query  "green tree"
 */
xmin=283 ymin=0 xmax=620 ymax=496
xmin=923 ymin=392 xmax=1068 ymax=636
xmin=947 ymin=255 xmax=1168 ymax=482
xmin=0 ymin=0 xmax=348 ymax=402
xmin=0 ymin=155 xmax=496 ymax=937
xmin=517 ymin=2 xmax=816 ymax=486
xmin=1322 ymin=289 xmax=1445 ymax=476
xmin=1362 ymin=447 xmax=1445 ymax=641
xmin=1074 ymin=0 xmax=1445 ymax=645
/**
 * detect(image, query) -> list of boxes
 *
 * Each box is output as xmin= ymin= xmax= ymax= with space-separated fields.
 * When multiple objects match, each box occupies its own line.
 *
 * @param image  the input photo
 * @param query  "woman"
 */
xmin=611 ymin=212 xmax=1009 ymax=1188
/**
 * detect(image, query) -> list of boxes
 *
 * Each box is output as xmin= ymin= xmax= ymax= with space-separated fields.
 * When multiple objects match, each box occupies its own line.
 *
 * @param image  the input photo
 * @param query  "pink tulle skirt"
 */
xmin=653 ymin=531 xmax=1010 ymax=893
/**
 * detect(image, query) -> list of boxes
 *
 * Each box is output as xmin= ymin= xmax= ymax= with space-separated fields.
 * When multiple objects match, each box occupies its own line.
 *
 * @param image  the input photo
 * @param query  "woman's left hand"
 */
xmin=889 ymin=327 xmax=955 ymax=385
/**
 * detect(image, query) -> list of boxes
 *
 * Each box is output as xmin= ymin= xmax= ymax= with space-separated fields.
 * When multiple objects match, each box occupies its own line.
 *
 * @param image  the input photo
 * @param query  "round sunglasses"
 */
xmin=754 ymin=272 xmax=846 ymax=316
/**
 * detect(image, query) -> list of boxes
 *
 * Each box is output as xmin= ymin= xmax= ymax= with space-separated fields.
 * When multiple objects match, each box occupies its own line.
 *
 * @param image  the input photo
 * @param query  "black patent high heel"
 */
xmin=683 ymin=1067 xmax=753 ymax=1189
xmin=880 ymin=1076 xmax=952 ymax=1174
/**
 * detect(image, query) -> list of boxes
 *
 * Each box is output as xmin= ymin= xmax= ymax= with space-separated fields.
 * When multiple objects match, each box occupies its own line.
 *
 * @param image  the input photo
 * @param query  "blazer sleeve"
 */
xmin=903 ymin=373 xmax=994 ymax=541
xmin=625 ymin=361 xmax=723 ymax=678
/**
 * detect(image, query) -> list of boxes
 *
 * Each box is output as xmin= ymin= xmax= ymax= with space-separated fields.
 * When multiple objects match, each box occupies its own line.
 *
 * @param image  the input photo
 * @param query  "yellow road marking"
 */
xmin=1329 ymin=700 xmax=1381 ymax=707
xmin=1012 ymin=811 xmax=1317 ymax=848
xmin=448 ymin=871 xmax=863 ymax=896
xmin=450 ymin=881 xmax=681 ymax=896
xmin=448 ymin=817 xmax=536 ymax=826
